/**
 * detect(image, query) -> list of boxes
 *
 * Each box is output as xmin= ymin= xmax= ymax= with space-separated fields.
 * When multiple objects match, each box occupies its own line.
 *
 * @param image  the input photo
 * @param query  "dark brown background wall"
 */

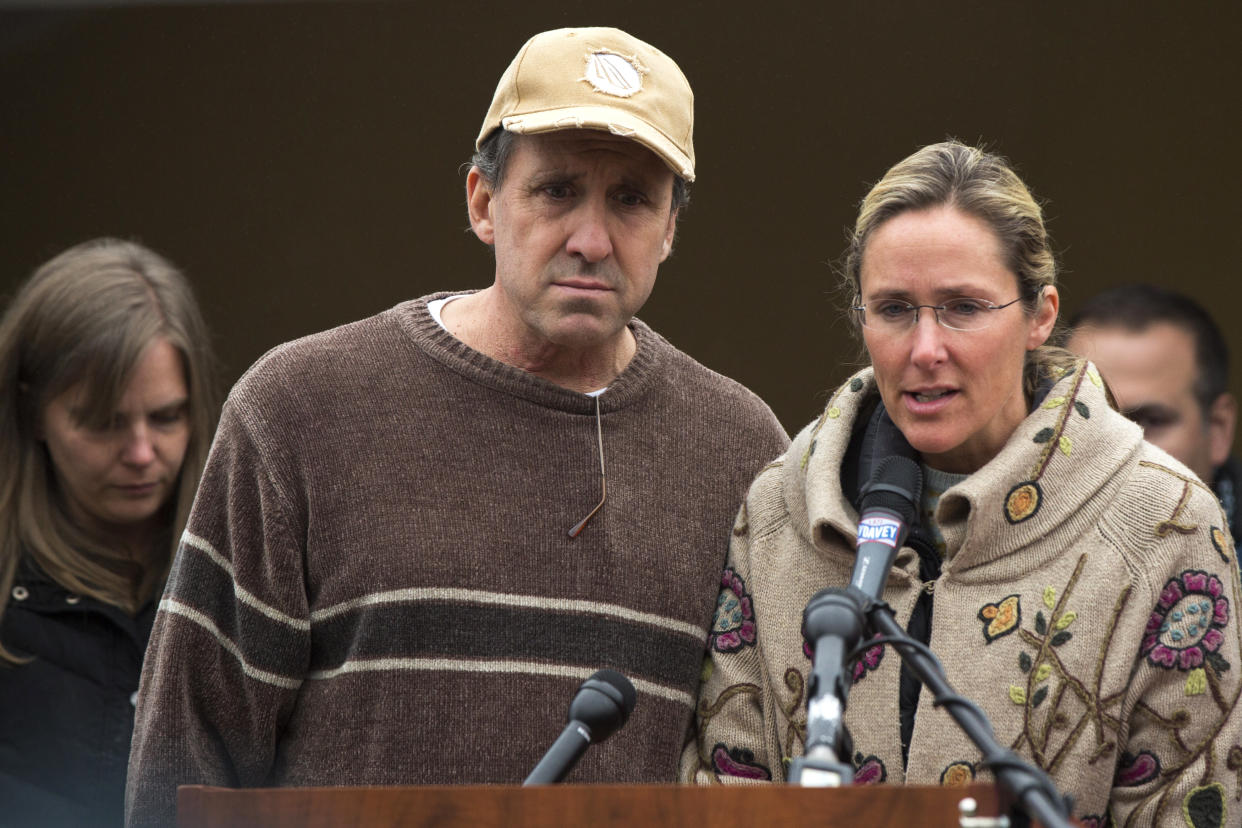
xmin=3 ymin=1 xmax=1240 ymax=439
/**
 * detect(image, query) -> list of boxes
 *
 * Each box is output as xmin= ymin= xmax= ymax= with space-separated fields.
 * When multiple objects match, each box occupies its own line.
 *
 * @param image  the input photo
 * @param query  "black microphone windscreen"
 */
xmin=588 ymin=668 xmax=638 ymax=716
xmin=860 ymin=456 xmax=923 ymax=523
xmin=565 ymin=670 xmax=637 ymax=744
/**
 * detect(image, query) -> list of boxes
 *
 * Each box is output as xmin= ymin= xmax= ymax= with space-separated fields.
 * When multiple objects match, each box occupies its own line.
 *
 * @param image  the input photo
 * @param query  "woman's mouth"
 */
xmin=905 ymin=389 xmax=959 ymax=412
xmin=117 ymin=483 xmax=159 ymax=497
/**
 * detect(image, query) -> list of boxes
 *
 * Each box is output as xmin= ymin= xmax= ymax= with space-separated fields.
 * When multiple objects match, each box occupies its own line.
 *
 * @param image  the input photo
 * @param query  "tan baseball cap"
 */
xmin=476 ymin=27 xmax=695 ymax=182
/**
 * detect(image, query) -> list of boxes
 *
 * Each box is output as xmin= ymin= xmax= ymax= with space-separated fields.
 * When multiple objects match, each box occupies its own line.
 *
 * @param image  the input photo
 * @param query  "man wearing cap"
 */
xmin=125 ymin=27 xmax=788 ymax=825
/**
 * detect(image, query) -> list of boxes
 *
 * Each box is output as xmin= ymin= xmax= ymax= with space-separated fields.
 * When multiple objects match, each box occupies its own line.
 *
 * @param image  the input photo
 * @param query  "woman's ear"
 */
xmin=1027 ymin=285 xmax=1060 ymax=350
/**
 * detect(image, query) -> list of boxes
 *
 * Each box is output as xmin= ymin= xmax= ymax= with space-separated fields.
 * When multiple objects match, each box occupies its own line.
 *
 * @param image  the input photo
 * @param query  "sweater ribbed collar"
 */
xmin=393 ymin=292 xmax=670 ymax=415
xmin=785 ymin=361 xmax=1146 ymax=583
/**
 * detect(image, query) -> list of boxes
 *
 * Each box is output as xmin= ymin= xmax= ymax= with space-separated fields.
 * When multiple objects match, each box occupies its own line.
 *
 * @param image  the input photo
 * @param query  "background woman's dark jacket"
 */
xmin=0 ymin=560 xmax=155 ymax=828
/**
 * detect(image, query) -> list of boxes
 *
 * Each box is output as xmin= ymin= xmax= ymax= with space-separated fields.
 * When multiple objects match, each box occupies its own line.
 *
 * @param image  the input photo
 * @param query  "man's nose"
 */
xmin=565 ymin=200 xmax=613 ymax=263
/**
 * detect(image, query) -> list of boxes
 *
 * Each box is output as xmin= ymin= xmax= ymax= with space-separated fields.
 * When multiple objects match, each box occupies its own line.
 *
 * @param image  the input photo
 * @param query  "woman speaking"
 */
xmin=684 ymin=142 xmax=1242 ymax=826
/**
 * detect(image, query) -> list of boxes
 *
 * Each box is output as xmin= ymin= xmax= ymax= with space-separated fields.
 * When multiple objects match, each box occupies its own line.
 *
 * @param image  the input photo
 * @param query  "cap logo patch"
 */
xmin=581 ymin=49 xmax=645 ymax=98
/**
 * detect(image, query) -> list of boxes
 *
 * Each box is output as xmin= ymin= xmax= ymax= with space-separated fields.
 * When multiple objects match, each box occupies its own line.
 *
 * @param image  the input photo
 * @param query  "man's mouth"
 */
xmin=555 ymin=278 xmax=610 ymax=291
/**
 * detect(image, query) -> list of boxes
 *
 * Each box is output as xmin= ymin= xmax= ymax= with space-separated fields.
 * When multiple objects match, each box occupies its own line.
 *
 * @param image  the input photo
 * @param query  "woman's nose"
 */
xmin=120 ymin=425 xmax=156 ymax=466
xmin=908 ymin=310 xmax=948 ymax=366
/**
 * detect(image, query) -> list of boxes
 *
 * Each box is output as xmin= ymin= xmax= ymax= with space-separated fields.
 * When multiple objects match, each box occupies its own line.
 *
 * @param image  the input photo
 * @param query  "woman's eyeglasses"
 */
xmin=851 ymin=296 xmax=1024 ymax=334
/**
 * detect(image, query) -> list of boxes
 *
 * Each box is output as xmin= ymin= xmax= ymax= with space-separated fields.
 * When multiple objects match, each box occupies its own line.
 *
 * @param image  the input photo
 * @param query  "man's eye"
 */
xmin=1131 ymin=413 xmax=1173 ymax=432
xmin=615 ymin=192 xmax=645 ymax=207
xmin=542 ymin=185 xmax=572 ymax=199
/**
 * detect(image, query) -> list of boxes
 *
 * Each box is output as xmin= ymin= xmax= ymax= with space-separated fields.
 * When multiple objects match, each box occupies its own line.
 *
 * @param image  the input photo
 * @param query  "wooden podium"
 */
xmin=177 ymin=782 xmax=1008 ymax=827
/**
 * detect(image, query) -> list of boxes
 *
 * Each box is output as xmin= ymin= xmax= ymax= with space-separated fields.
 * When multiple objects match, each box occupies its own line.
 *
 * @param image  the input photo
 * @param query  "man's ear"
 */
xmin=1207 ymin=392 xmax=1237 ymax=468
xmin=466 ymin=167 xmax=496 ymax=245
xmin=659 ymin=208 xmax=678 ymax=263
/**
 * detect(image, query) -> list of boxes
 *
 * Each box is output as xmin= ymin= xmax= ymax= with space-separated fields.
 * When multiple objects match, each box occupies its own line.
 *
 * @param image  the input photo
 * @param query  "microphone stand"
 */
xmin=791 ymin=585 xmax=1075 ymax=828
xmin=787 ymin=589 xmax=866 ymax=786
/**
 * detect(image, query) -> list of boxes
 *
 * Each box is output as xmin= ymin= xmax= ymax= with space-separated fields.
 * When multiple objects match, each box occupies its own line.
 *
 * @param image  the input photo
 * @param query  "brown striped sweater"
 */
xmin=125 ymin=295 xmax=788 ymax=826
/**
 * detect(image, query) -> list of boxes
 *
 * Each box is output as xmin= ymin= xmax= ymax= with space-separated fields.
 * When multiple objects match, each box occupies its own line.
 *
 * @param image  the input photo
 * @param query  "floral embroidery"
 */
xmin=1228 ymin=745 xmax=1242 ymax=790
xmin=781 ymin=669 xmax=807 ymax=761
xmin=1186 ymin=667 xmax=1208 ymax=695
xmin=979 ymin=595 xmax=1021 ymax=642
xmin=1004 ymin=556 xmax=1136 ymax=776
xmin=1005 ymin=481 xmax=1042 ymax=524
xmin=1211 ymin=527 xmax=1232 ymax=564
xmin=1005 ymin=360 xmax=1093 ymax=524
xmin=710 ymin=569 xmax=756 ymax=653
xmin=711 ymin=743 xmax=771 ymax=780
xmin=851 ymin=641 xmax=884 ymax=682
xmin=1079 ymin=816 xmax=1111 ymax=828
xmin=1013 ymin=601 xmax=1074 ymax=708
xmin=1043 ymin=586 xmax=1057 ymax=609
xmin=1141 ymin=570 xmax=1231 ymax=672
xmin=939 ymin=761 xmax=975 ymax=786
xmin=1139 ymin=460 xmax=1216 ymax=537
xmin=803 ymin=634 xmax=884 ymax=683
xmin=1115 ymin=750 xmax=1161 ymax=787
xmin=803 ymin=373 xmax=865 ymax=468
xmin=1182 ymin=782 xmax=1225 ymax=828
xmin=852 ymin=752 xmax=886 ymax=785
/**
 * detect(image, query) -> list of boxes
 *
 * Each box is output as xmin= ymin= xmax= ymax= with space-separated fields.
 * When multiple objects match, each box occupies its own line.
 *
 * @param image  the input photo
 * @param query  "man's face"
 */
xmin=467 ymin=131 xmax=677 ymax=353
xmin=1067 ymin=321 xmax=1231 ymax=481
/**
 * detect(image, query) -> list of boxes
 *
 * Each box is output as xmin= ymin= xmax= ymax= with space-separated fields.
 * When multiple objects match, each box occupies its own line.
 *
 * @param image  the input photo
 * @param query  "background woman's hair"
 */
xmin=841 ymin=140 xmax=1077 ymax=399
xmin=0 ymin=238 xmax=220 ymax=664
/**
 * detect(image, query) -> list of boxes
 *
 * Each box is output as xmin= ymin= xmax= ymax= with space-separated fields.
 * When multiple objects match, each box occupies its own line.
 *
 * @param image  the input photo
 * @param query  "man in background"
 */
xmin=1067 ymin=284 xmax=1239 ymax=538
xmin=127 ymin=26 xmax=788 ymax=826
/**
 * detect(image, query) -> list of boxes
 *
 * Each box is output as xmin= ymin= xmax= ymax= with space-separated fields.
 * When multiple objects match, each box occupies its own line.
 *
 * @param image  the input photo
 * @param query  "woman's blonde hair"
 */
xmin=0 ymin=238 xmax=219 ymax=663
xmin=842 ymin=140 xmax=1075 ymax=398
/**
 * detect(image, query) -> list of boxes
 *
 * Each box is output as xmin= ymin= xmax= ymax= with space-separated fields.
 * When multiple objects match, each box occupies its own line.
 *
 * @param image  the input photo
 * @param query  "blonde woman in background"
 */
xmin=0 ymin=239 xmax=219 ymax=827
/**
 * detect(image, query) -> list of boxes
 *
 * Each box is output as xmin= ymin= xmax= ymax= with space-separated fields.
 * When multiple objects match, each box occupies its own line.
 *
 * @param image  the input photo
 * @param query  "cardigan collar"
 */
xmin=785 ymin=361 xmax=1145 ymax=583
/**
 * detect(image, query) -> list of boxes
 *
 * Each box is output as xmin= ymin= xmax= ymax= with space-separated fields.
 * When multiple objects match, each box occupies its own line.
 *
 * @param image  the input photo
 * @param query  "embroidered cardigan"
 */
xmin=684 ymin=362 xmax=1242 ymax=828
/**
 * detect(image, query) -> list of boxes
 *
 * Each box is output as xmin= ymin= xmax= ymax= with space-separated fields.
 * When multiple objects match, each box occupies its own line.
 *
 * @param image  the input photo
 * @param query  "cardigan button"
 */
xmin=65 ymin=594 xmax=81 ymax=605
xmin=11 ymin=585 xmax=28 ymax=601
xmin=130 ymin=692 xmax=139 ymax=707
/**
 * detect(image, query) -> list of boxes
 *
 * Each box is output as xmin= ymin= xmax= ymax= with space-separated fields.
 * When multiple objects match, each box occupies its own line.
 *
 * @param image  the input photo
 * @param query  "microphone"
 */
xmin=793 ymin=455 xmax=922 ymax=786
xmin=523 ymin=669 xmax=637 ymax=785
xmin=850 ymin=455 xmax=923 ymax=600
